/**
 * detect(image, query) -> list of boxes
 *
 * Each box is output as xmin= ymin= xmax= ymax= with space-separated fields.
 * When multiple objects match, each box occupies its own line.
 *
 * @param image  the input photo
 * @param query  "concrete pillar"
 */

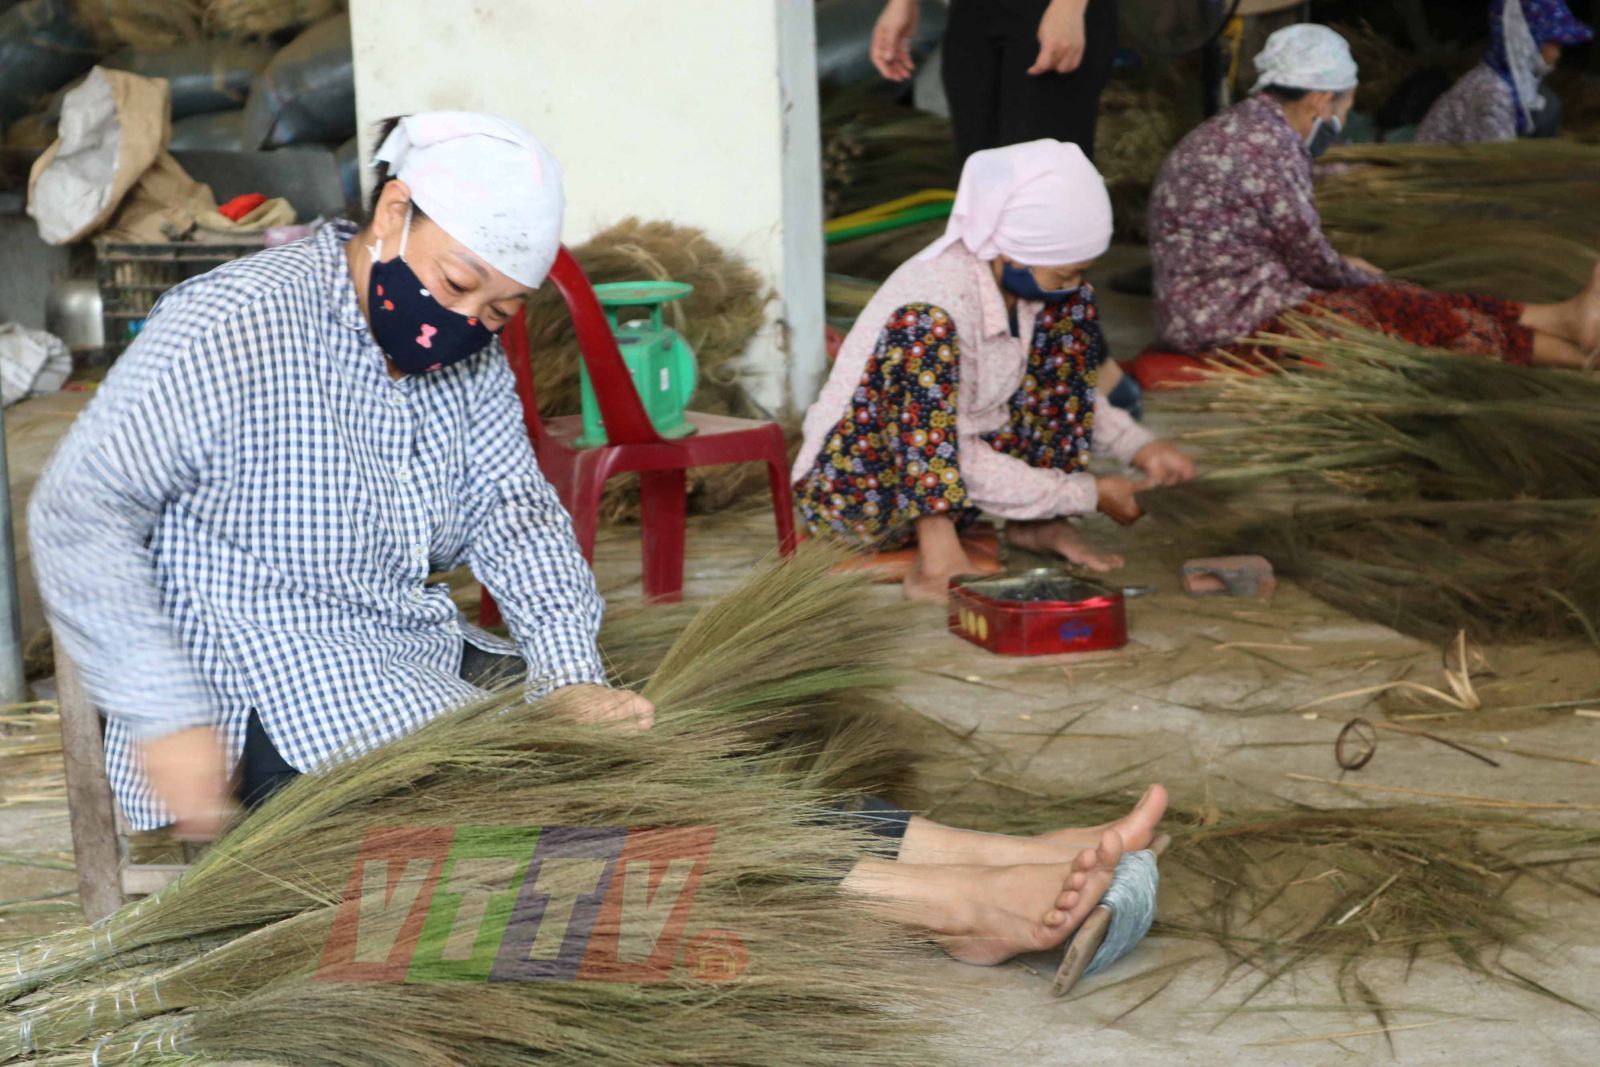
xmin=350 ymin=0 xmax=826 ymax=417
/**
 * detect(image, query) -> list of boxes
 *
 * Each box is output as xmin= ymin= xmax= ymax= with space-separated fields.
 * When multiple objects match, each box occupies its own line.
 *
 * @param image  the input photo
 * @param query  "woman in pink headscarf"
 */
xmin=793 ymin=140 xmax=1195 ymax=600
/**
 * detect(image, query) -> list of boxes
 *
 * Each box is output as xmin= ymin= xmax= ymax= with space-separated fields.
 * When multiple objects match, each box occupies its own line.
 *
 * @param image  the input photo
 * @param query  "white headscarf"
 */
xmin=1250 ymin=24 xmax=1360 ymax=94
xmin=374 ymin=112 xmax=563 ymax=288
xmin=1499 ymin=0 xmax=1551 ymax=131
xmin=916 ymin=139 xmax=1112 ymax=266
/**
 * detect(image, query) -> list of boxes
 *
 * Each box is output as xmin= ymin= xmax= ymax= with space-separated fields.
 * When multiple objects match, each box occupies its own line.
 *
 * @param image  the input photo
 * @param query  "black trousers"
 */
xmin=236 ymin=647 xmax=911 ymax=858
xmin=942 ymin=0 xmax=1120 ymax=163
xmin=237 ymin=643 xmax=527 ymax=808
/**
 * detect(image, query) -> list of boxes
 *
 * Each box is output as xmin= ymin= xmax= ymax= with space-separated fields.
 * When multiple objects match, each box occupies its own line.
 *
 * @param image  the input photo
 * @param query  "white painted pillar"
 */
xmin=350 ymin=0 xmax=826 ymax=417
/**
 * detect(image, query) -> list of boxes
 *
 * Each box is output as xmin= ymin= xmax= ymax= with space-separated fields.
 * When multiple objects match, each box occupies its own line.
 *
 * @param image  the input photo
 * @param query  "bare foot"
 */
xmin=902 ymin=554 xmax=975 ymax=601
xmin=1577 ymin=261 xmax=1600 ymax=354
xmin=1005 ymin=519 xmax=1124 ymax=573
xmin=897 ymin=784 xmax=1167 ymax=867
xmin=1035 ymin=784 xmax=1167 ymax=857
xmin=939 ymin=831 xmax=1126 ymax=966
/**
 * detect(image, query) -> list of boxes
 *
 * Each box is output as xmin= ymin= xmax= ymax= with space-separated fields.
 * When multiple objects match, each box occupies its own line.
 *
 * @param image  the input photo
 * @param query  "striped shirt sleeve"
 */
xmin=28 ymin=306 xmax=229 ymax=741
xmin=460 ymin=346 xmax=607 ymax=695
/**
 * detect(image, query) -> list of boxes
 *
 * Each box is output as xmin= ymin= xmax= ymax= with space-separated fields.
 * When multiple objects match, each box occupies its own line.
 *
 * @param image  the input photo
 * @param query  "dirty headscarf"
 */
xmin=374 ymin=112 xmax=564 ymax=288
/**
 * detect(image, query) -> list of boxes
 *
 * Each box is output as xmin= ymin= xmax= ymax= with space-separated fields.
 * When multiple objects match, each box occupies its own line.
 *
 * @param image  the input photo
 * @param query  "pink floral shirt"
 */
xmin=793 ymin=244 xmax=1153 ymax=521
xmin=1148 ymin=94 xmax=1379 ymax=354
xmin=1416 ymin=64 xmax=1520 ymax=144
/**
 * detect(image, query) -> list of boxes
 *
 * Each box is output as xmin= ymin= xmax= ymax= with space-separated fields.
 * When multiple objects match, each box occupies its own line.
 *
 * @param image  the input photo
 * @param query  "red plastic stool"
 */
xmin=479 ymin=248 xmax=797 ymax=623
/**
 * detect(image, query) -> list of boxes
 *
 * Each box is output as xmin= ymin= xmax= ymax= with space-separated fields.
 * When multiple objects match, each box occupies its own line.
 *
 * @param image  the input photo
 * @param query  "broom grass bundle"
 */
xmin=1320 ymin=141 xmax=1600 ymax=302
xmin=820 ymin=83 xmax=957 ymax=220
xmin=1174 ymin=314 xmax=1600 ymax=502
xmin=201 ymin=0 xmax=343 ymax=38
xmin=524 ymin=217 xmax=776 ymax=524
xmin=1 ymin=548 xmax=944 ymax=1065
xmin=1144 ymin=477 xmax=1600 ymax=643
xmin=1148 ymin=313 xmax=1600 ymax=641
xmin=1097 ymin=78 xmax=1192 ymax=242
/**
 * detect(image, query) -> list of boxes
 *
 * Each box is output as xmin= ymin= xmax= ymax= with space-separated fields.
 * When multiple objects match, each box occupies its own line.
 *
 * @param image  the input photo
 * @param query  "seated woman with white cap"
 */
xmin=32 ymin=112 xmax=656 ymax=841
xmin=794 ymin=140 xmax=1196 ymax=600
xmin=1149 ymin=24 xmax=1600 ymax=368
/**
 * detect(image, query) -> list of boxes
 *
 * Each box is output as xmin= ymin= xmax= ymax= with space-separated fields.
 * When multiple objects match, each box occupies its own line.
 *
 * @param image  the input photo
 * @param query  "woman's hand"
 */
xmin=1096 ymin=475 xmax=1144 ymax=526
xmin=1132 ymin=440 xmax=1197 ymax=487
xmin=559 ymin=684 xmax=656 ymax=732
xmin=141 ymin=725 xmax=237 ymax=841
xmin=871 ymin=0 xmax=921 ymax=82
xmin=1029 ymin=0 xmax=1089 ymax=76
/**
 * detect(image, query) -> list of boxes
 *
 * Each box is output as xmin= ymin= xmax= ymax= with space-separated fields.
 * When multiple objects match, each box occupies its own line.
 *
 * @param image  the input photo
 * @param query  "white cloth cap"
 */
xmin=374 ymin=112 xmax=563 ymax=288
xmin=916 ymin=139 xmax=1113 ymax=267
xmin=1500 ymin=0 xmax=1551 ymax=130
xmin=1250 ymin=24 xmax=1360 ymax=94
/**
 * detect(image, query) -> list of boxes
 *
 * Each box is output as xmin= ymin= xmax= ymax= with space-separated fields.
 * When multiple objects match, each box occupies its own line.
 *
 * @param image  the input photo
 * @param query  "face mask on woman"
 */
xmin=1306 ymin=113 xmax=1345 ymax=159
xmin=367 ymin=204 xmax=497 ymax=374
xmin=999 ymin=261 xmax=1082 ymax=302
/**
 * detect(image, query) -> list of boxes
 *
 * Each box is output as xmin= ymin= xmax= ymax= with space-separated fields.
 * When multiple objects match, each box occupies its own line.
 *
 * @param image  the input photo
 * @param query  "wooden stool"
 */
xmin=55 ymin=647 xmax=188 ymax=922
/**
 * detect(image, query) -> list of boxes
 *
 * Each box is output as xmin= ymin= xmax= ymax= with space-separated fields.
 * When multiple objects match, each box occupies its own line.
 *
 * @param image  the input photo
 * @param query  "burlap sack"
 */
xmin=26 ymin=66 xmax=171 ymax=244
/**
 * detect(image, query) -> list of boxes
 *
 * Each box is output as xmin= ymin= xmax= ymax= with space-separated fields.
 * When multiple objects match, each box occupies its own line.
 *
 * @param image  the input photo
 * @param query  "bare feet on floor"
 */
xmin=1005 ymin=519 xmax=1124 ymax=573
xmin=1580 ymin=261 xmax=1600 ymax=356
xmin=897 ymin=784 xmax=1167 ymax=868
xmin=903 ymin=551 xmax=979 ymax=601
xmin=937 ymin=830 xmax=1126 ymax=966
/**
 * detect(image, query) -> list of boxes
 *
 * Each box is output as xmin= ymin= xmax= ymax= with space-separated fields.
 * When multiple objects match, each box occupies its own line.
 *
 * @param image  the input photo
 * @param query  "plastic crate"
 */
xmin=94 ymin=239 xmax=263 ymax=360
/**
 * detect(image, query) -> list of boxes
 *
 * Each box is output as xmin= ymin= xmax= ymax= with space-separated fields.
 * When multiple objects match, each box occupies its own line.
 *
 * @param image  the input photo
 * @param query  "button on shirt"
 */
xmin=29 ymin=221 xmax=607 ymax=830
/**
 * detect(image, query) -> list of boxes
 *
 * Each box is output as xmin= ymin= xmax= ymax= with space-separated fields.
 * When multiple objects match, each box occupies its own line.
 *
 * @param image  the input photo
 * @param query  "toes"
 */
xmin=1097 ymin=829 xmax=1126 ymax=869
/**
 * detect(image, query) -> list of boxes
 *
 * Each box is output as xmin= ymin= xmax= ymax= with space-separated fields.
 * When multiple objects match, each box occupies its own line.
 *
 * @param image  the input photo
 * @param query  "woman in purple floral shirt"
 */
xmin=1418 ymin=0 xmax=1594 ymax=145
xmin=1150 ymin=24 xmax=1600 ymax=369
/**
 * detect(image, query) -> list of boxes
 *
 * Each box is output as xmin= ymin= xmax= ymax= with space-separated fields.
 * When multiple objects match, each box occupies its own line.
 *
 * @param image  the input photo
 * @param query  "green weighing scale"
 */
xmin=576 ymin=280 xmax=699 ymax=448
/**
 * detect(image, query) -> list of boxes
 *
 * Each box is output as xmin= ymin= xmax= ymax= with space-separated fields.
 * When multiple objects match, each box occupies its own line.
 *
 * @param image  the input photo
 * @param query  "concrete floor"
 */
xmin=3 ymin=258 xmax=1599 ymax=1062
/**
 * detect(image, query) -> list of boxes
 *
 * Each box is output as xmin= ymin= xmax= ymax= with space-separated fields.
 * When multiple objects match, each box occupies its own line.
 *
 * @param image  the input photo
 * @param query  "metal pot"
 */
xmin=45 ymin=277 xmax=103 ymax=355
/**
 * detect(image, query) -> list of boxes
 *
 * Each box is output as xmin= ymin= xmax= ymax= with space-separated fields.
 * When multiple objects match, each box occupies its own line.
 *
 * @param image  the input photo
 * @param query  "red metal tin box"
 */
xmin=948 ymin=570 xmax=1128 ymax=656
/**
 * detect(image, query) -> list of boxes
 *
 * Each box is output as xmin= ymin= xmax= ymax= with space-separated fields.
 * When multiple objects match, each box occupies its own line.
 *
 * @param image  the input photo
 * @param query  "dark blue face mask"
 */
xmin=1306 ymin=113 xmax=1345 ymax=159
xmin=367 ymin=206 xmax=496 ymax=375
xmin=999 ymin=261 xmax=1081 ymax=302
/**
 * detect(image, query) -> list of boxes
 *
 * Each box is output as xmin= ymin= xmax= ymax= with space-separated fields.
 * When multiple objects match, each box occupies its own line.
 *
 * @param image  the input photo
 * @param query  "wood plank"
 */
xmin=120 ymin=864 xmax=187 ymax=897
xmin=54 ymin=647 xmax=126 ymax=922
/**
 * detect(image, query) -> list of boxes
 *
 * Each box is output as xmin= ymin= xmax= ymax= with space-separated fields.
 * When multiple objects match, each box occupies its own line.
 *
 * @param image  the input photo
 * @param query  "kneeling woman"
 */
xmin=1150 ymin=23 xmax=1600 ymax=369
xmin=794 ymin=140 xmax=1195 ymax=600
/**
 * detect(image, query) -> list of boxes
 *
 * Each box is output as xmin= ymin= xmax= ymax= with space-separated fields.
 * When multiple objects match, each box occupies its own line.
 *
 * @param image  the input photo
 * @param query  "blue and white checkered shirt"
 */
xmin=30 ymin=221 xmax=607 ymax=830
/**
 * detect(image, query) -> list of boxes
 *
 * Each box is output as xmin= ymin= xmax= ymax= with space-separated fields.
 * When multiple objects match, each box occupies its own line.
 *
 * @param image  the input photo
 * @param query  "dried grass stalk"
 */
xmin=1319 ymin=141 xmax=1600 ymax=302
xmin=938 ymin=780 xmax=1600 ymax=1008
xmin=1175 ymin=313 xmax=1600 ymax=501
xmin=1148 ymin=314 xmax=1600 ymax=640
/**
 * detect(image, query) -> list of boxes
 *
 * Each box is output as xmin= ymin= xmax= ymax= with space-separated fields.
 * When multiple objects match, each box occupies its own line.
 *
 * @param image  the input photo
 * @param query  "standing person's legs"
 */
xmin=995 ymin=0 xmax=1120 ymax=159
xmin=942 ymin=0 xmax=1007 ymax=161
